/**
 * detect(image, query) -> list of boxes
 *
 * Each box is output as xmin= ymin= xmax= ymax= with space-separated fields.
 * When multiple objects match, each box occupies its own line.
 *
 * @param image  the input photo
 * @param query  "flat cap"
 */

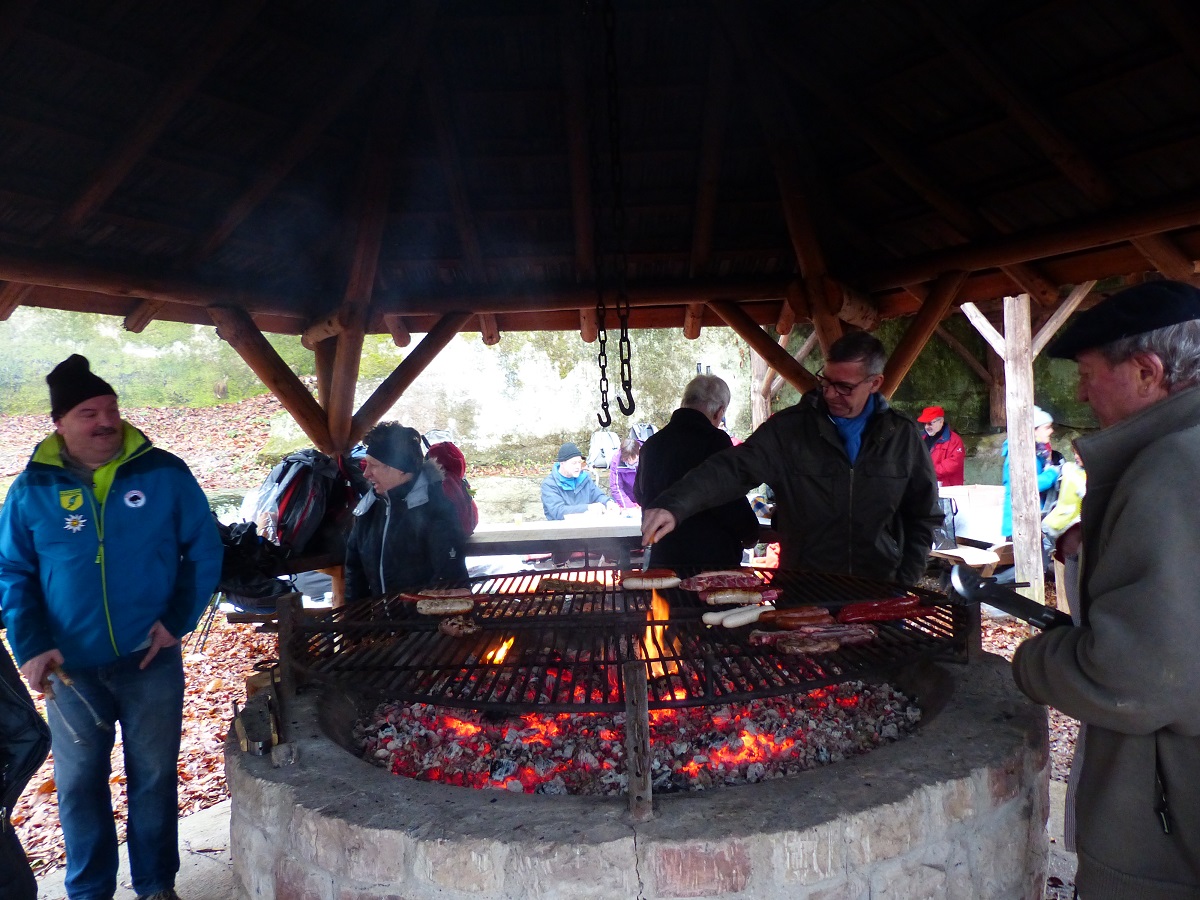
xmin=1048 ymin=280 xmax=1200 ymax=359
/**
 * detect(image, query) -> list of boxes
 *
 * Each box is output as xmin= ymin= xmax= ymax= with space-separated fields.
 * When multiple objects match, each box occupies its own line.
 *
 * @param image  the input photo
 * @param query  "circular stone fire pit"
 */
xmin=226 ymin=655 xmax=1050 ymax=900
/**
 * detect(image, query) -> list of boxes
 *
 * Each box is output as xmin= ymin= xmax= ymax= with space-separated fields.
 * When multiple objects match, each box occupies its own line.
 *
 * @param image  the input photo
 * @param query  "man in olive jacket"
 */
xmin=642 ymin=333 xmax=941 ymax=585
xmin=1013 ymin=280 xmax=1200 ymax=899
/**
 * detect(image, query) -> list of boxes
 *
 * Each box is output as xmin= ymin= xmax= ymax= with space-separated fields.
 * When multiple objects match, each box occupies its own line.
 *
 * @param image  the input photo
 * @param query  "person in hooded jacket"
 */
xmin=344 ymin=423 xmax=468 ymax=605
xmin=1000 ymin=405 xmax=1061 ymax=539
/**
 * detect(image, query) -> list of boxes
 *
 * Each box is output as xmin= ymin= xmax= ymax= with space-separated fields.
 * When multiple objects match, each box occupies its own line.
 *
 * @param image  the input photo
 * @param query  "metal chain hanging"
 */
xmin=602 ymin=0 xmax=635 ymax=416
xmin=583 ymin=1 xmax=612 ymax=428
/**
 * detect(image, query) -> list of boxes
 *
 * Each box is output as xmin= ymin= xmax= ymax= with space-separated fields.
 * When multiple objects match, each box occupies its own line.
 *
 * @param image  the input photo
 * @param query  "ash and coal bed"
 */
xmin=354 ymin=681 xmax=920 ymax=796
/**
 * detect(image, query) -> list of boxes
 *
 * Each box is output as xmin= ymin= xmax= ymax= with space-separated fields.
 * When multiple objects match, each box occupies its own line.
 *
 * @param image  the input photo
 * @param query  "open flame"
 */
xmin=484 ymin=636 xmax=515 ymax=665
xmin=643 ymin=589 xmax=678 ymax=680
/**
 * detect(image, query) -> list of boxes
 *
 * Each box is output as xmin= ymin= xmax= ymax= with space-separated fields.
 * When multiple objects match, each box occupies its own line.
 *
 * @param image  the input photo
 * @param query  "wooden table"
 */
xmin=465 ymin=517 xmax=644 ymax=567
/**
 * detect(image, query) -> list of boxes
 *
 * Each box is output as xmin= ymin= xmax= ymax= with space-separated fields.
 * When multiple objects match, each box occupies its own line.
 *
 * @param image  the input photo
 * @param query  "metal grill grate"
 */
xmin=288 ymin=567 xmax=968 ymax=713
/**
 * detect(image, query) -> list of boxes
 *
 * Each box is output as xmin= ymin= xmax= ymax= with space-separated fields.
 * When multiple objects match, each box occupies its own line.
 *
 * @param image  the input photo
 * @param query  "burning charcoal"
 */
xmin=536 ymin=778 xmax=568 ymax=795
xmin=490 ymin=759 xmax=518 ymax=781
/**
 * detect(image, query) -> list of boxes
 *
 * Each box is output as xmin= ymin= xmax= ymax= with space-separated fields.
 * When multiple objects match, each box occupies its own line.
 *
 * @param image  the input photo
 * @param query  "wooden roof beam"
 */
xmin=689 ymin=31 xmax=732 ymax=278
xmin=189 ymin=0 xmax=439 ymax=263
xmin=881 ymin=271 xmax=968 ymax=397
xmin=912 ymin=0 xmax=1196 ymax=281
xmin=421 ymin=51 xmax=484 ymax=280
xmin=859 ymin=188 xmax=1200 ymax=291
xmin=0 ymin=281 xmax=32 ymax=321
xmin=709 ymin=299 xmax=819 ymax=394
xmin=0 ymin=250 xmax=298 ymax=315
xmin=934 ymin=325 xmax=993 ymax=387
xmin=909 ymin=0 xmax=1114 ymax=206
xmin=760 ymin=17 xmax=1070 ymax=310
xmin=350 ymin=311 xmax=473 ymax=446
xmin=721 ymin=3 xmax=828 ymax=281
xmin=208 ymin=305 xmax=332 ymax=451
xmin=51 ymin=0 xmax=267 ymax=237
xmin=559 ymin=7 xmax=594 ymax=282
xmin=765 ymin=330 xmax=818 ymax=400
xmin=1031 ymin=280 xmax=1096 ymax=358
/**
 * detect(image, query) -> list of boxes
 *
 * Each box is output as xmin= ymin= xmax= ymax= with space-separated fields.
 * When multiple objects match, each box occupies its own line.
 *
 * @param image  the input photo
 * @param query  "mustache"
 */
xmin=90 ymin=427 xmax=118 ymax=437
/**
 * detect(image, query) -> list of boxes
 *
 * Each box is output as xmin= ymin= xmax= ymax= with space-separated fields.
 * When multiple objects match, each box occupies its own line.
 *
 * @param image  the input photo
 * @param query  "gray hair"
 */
xmin=1096 ymin=319 xmax=1200 ymax=392
xmin=681 ymin=374 xmax=731 ymax=418
xmin=827 ymin=331 xmax=886 ymax=376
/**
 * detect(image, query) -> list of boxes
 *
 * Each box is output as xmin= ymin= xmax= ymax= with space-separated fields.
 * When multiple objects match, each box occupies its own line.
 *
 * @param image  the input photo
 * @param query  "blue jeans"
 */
xmin=48 ymin=645 xmax=184 ymax=900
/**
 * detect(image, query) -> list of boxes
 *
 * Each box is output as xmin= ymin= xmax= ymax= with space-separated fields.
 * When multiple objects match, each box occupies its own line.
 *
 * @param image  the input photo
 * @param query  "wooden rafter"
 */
xmin=349 ymin=312 xmax=473 ymax=445
xmin=860 ymin=188 xmax=1200 ymax=291
xmin=208 ymin=305 xmax=332 ymax=451
xmin=579 ymin=307 xmax=598 ymax=343
xmin=708 ymin=300 xmax=818 ymax=394
xmin=478 ymin=313 xmax=500 ymax=346
xmin=123 ymin=298 xmax=167 ymax=333
xmin=765 ymin=331 xmax=818 ymax=400
xmin=912 ymin=0 xmax=1196 ymax=281
xmin=721 ymin=4 xmax=828 ymax=281
xmin=188 ymin=0 xmax=440 ymax=263
xmin=422 ymin=51 xmax=484 ymax=280
xmin=759 ymin=25 xmax=1063 ymax=308
xmin=51 ymin=0 xmax=267 ymax=237
xmin=0 ymin=281 xmax=32 ymax=321
xmin=383 ymin=314 xmax=411 ymax=348
xmin=881 ymin=271 xmax=967 ymax=397
xmin=683 ymin=303 xmax=704 ymax=340
xmin=1031 ymin=280 xmax=1096 ymax=358
xmin=559 ymin=7 xmax=594 ymax=282
xmin=933 ymin=325 xmax=993 ymax=387
xmin=689 ymin=31 xmax=732 ymax=278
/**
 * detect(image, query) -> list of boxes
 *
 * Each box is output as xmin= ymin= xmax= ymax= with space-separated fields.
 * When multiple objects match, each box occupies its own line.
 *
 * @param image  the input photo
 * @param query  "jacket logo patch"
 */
xmin=64 ymin=514 xmax=87 ymax=533
xmin=59 ymin=489 xmax=83 ymax=511
xmin=124 ymin=489 xmax=146 ymax=508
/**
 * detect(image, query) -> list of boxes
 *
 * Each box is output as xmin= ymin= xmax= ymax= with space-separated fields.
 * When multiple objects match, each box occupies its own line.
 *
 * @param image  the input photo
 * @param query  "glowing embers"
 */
xmin=354 ymin=681 xmax=919 ymax=796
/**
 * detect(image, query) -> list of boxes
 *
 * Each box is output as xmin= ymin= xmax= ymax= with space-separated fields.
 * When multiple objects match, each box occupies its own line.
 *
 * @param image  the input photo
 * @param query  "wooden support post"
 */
xmin=579 ymin=307 xmax=598 ymax=343
xmin=1001 ymin=294 xmax=1045 ymax=607
xmin=622 ymin=661 xmax=654 ymax=823
xmin=384 ymin=313 xmax=411 ymax=347
xmin=208 ymin=305 xmax=333 ymax=451
xmin=313 ymin=338 xmax=336 ymax=410
xmin=683 ymin=303 xmax=705 ymax=339
xmin=881 ymin=271 xmax=967 ymax=398
xmin=987 ymin=348 xmax=1006 ymax=429
xmin=327 ymin=302 xmax=367 ymax=451
xmin=274 ymin=592 xmax=303 ymax=745
xmin=349 ymin=311 xmax=472 ymax=445
xmin=708 ymin=300 xmax=819 ymax=394
xmin=478 ymin=313 xmax=500 ymax=346
xmin=806 ymin=276 xmax=844 ymax=353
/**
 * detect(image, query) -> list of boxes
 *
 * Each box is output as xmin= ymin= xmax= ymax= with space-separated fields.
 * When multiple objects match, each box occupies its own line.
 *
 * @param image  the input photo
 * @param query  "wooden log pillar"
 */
xmin=987 ymin=349 xmax=1006 ymax=429
xmin=1002 ymin=293 xmax=1045 ymax=607
xmin=751 ymin=347 xmax=772 ymax=431
xmin=622 ymin=661 xmax=654 ymax=823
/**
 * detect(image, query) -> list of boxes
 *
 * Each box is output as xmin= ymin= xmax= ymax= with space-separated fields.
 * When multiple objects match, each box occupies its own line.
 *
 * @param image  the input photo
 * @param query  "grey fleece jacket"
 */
xmin=1013 ymin=384 xmax=1200 ymax=899
xmin=652 ymin=391 xmax=941 ymax=585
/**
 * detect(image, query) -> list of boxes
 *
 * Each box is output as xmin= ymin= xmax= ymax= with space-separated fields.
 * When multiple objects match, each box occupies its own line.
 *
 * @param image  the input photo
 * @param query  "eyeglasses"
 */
xmin=815 ymin=368 xmax=876 ymax=397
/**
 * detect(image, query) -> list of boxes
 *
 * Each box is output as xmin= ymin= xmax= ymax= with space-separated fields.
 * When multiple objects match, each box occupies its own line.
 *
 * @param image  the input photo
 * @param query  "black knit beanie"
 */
xmin=364 ymin=422 xmax=423 ymax=473
xmin=47 ymin=354 xmax=117 ymax=421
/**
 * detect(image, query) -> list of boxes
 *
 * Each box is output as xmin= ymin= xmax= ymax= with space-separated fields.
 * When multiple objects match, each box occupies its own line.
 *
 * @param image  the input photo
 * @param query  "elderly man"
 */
xmin=0 ymin=354 xmax=222 ymax=900
xmin=917 ymin=405 xmax=966 ymax=487
xmin=1011 ymin=280 xmax=1200 ymax=898
xmin=634 ymin=374 xmax=759 ymax=570
xmin=540 ymin=442 xmax=613 ymax=521
xmin=642 ymin=332 xmax=941 ymax=585
xmin=344 ymin=422 xmax=468 ymax=604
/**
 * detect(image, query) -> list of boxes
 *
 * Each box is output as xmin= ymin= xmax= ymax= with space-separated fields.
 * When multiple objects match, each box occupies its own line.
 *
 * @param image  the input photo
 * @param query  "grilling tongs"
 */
xmin=948 ymin=564 xmax=1073 ymax=631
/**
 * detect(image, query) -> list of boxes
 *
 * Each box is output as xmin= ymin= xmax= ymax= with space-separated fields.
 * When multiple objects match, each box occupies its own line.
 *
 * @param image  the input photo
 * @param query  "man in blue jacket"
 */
xmin=540 ymin=442 xmax=614 ymax=520
xmin=0 ymin=355 xmax=222 ymax=900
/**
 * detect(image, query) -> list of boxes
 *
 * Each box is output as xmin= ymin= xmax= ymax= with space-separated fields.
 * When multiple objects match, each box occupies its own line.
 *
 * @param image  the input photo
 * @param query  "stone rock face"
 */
xmin=227 ymin=655 xmax=1050 ymax=900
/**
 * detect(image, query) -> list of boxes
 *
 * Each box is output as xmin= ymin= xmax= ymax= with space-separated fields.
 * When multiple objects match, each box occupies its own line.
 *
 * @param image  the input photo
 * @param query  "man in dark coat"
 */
xmin=1 ymin=635 xmax=49 ymax=900
xmin=642 ymin=333 xmax=941 ymax=585
xmin=344 ymin=423 xmax=468 ymax=604
xmin=634 ymin=374 xmax=759 ymax=570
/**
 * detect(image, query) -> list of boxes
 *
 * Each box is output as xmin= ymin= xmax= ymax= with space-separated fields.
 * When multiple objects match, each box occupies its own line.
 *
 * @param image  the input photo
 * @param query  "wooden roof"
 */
xmin=4 ymin=0 xmax=1200 ymax=448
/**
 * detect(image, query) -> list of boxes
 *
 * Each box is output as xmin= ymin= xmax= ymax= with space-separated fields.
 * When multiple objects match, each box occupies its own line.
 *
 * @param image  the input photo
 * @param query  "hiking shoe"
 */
xmin=136 ymin=891 xmax=181 ymax=900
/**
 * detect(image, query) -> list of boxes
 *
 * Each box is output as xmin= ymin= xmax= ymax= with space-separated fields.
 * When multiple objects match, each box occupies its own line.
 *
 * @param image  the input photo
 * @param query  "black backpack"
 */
xmin=252 ymin=450 xmax=339 ymax=554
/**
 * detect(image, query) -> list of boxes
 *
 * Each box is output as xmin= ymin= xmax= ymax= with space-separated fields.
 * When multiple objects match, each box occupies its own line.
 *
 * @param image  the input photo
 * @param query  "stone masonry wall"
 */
xmin=227 ymin=655 xmax=1050 ymax=900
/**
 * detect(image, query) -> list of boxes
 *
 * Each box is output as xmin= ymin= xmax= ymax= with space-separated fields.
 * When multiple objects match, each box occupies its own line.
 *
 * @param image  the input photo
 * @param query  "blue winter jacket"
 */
xmin=0 ymin=424 xmax=222 ymax=669
xmin=1000 ymin=438 xmax=1060 ymax=539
